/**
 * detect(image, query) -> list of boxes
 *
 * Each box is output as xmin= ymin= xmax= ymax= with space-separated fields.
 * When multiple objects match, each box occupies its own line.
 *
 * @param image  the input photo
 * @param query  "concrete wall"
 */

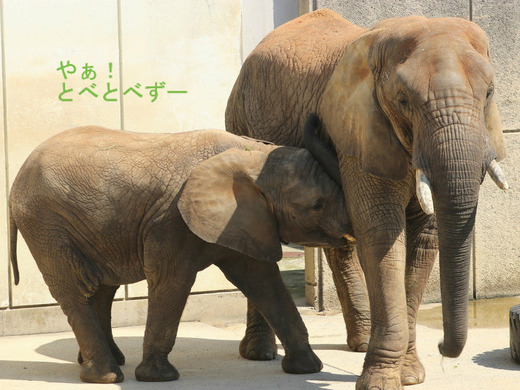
xmin=304 ymin=0 xmax=520 ymax=308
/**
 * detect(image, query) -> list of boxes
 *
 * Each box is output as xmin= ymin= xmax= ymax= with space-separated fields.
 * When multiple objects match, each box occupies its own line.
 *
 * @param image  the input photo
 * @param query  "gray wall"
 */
xmin=304 ymin=0 xmax=520 ymax=305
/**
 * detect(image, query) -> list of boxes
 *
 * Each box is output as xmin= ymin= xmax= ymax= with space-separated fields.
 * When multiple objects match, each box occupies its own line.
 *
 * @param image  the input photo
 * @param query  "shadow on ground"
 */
xmin=472 ymin=347 xmax=520 ymax=371
xmin=0 ymin=335 xmax=357 ymax=389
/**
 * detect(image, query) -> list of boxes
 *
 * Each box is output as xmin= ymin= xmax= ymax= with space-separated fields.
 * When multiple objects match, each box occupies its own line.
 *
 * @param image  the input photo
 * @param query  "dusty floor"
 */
xmin=1 ymin=297 xmax=519 ymax=389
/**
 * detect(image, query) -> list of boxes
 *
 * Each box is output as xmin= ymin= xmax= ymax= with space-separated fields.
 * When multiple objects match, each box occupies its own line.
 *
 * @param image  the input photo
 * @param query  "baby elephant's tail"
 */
xmin=9 ymin=215 xmax=20 ymax=285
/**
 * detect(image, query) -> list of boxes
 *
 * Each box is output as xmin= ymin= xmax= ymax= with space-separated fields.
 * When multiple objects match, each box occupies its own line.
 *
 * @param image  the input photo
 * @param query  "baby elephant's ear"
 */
xmin=178 ymin=148 xmax=282 ymax=262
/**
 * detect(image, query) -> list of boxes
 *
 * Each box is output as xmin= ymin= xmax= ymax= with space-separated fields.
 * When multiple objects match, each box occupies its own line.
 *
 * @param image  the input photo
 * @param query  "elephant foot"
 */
xmin=80 ymin=357 xmax=124 ymax=383
xmin=135 ymin=356 xmax=179 ymax=382
xmin=239 ymin=330 xmax=277 ymax=360
xmin=282 ymin=346 xmax=323 ymax=374
xmin=79 ymin=344 xmax=126 ymax=366
xmin=347 ymin=333 xmax=370 ymax=353
xmin=346 ymin=313 xmax=371 ymax=352
xmin=112 ymin=346 xmax=126 ymax=366
xmin=401 ymin=350 xmax=425 ymax=385
xmin=356 ymin=367 xmax=402 ymax=390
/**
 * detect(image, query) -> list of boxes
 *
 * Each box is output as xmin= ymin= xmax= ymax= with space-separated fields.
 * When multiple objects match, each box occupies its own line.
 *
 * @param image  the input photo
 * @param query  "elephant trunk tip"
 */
xmin=438 ymin=338 xmax=466 ymax=358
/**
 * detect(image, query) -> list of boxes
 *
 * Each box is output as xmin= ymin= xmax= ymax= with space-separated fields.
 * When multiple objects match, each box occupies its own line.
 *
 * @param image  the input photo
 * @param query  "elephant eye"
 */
xmin=312 ymin=198 xmax=324 ymax=211
xmin=486 ymin=84 xmax=494 ymax=100
xmin=397 ymin=93 xmax=409 ymax=110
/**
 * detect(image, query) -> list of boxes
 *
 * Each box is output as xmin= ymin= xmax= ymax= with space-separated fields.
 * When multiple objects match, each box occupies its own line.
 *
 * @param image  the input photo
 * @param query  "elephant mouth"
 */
xmin=301 ymin=235 xmax=350 ymax=249
xmin=415 ymin=159 xmax=508 ymax=215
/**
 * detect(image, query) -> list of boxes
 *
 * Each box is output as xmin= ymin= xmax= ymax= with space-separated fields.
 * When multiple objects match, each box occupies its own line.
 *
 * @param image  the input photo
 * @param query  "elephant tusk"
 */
xmin=416 ymin=169 xmax=435 ymax=215
xmin=343 ymin=233 xmax=356 ymax=243
xmin=487 ymin=160 xmax=509 ymax=191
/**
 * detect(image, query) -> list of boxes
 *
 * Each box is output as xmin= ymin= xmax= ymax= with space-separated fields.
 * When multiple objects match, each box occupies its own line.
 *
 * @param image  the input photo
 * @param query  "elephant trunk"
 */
xmin=435 ymin=198 xmax=476 ymax=357
xmin=416 ymin=123 xmax=493 ymax=358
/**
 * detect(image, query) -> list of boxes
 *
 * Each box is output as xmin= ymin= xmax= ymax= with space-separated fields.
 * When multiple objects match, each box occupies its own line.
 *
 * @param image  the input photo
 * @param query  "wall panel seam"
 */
xmin=116 ymin=0 xmax=129 ymax=300
xmin=117 ymin=0 xmax=125 ymax=131
xmin=0 ymin=0 xmax=12 ymax=309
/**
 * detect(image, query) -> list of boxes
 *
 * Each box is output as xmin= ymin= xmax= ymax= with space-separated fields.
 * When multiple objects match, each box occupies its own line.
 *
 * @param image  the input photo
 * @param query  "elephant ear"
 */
xmin=178 ymin=149 xmax=282 ymax=262
xmin=485 ymin=100 xmax=506 ymax=161
xmin=320 ymin=29 xmax=409 ymax=181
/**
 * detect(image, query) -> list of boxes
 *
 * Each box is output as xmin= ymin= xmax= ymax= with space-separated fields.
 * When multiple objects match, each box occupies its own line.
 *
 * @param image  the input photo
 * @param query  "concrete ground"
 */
xmin=1 ymin=302 xmax=519 ymax=389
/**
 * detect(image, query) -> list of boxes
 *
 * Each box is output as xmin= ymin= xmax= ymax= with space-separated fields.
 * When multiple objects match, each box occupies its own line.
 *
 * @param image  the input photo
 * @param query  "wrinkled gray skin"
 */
xmin=226 ymin=10 xmax=507 ymax=390
xmin=9 ymin=127 xmax=350 ymax=383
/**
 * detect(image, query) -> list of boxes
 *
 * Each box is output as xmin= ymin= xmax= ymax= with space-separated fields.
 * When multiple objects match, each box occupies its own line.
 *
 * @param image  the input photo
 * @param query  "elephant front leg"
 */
xmin=401 ymin=201 xmax=438 ymax=385
xmin=216 ymin=257 xmax=322 ymax=374
xmin=356 ymin=233 xmax=409 ymax=390
xmin=240 ymin=300 xmax=277 ymax=360
xmin=340 ymin=156 xmax=413 ymax=389
xmin=323 ymin=245 xmax=371 ymax=352
xmin=135 ymin=266 xmax=197 ymax=382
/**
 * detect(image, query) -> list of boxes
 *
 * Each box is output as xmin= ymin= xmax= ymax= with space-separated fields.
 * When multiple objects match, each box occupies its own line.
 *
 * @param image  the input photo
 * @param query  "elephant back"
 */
xmin=225 ymin=9 xmax=365 ymax=148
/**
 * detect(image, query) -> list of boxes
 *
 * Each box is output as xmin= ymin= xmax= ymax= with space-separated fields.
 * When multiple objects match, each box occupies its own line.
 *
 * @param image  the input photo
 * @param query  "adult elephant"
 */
xmin=226 ymin=9 xmax=508 ymax=389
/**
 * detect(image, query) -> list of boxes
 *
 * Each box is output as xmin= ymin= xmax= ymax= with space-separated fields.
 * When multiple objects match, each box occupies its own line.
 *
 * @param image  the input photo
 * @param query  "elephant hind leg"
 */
xmin=78 ymin=285 xmax=125 ymax=366
xmin=323 ymin=246 xmax=371 ymax=352
xmin=239 ymin=300 xmax=277 ymax=361
xmin=59 ymin=296 xmax=124 ymax=383
xmin=36 ymin=243 xmax=123 ymax=383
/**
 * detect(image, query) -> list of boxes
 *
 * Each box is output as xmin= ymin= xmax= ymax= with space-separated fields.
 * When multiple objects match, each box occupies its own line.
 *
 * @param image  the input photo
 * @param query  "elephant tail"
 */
xmin=9 ymin=215 xmax=20 ymax=285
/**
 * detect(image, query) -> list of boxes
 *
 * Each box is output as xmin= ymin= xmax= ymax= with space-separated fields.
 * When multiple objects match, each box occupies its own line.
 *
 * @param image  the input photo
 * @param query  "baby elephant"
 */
xmin=9 ymin=127 xmax=350 ymax=383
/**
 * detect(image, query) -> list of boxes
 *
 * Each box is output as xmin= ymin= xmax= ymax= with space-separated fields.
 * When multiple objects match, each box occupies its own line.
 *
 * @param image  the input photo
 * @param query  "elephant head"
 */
xmin=318 ymin=16 xmax=507 ymax=358
xmin=178 ymin=147 xmax=350 ymax=262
